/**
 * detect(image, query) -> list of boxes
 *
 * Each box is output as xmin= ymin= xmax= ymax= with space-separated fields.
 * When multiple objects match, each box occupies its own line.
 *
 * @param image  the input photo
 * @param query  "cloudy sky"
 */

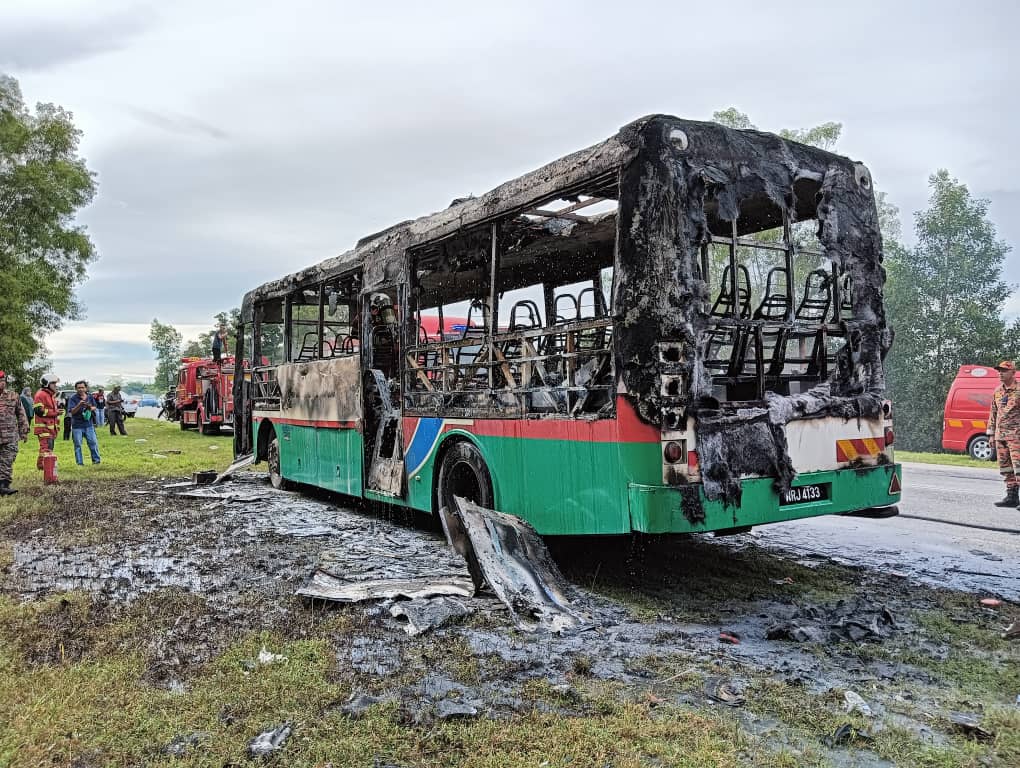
xmin=2 ymin=0 xmax=1017 ymax=385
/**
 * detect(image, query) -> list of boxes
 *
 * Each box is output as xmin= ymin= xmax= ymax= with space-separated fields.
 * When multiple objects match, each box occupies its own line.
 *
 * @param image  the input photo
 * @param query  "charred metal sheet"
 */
xmin=276 ymin=356 xmax=362 ymax=423
xmin=389 ymin=596 xmax=474 ymax=636
xmin=212 ymin=452 xmax=255 ymax=485
xmin=453 ymin=497 xmax=591 ymax=633
xmin=295 ymin=573 xmax=475 ymax=603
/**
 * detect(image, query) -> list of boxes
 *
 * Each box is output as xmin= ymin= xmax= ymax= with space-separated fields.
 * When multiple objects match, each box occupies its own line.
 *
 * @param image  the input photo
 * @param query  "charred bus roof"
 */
xmin=239 ymin=114 xmax=876 ymax=321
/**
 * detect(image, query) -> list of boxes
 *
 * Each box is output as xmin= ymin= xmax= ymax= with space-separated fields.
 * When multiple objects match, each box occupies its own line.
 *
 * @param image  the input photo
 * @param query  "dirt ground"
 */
xmin=1 ymin=474 xmax=1018 ymax=767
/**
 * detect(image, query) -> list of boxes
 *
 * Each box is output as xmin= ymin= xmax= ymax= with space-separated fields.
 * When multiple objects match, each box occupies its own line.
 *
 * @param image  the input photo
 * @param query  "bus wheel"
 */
xmin=436 ymin=441 xmax=493 ymax=513
xmin=268 ymin=437 xmax=291 ymax=490
xmin=968 ymin=435 xmax=995 ymax=461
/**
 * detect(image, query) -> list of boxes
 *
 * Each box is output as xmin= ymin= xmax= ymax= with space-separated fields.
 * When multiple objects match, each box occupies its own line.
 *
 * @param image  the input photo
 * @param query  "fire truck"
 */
xmin=175 ymin=356 xmax=241 ymax=434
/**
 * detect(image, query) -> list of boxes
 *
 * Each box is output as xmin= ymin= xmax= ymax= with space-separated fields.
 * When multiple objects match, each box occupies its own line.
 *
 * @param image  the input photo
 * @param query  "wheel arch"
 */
xmin=430 ymin=431 xmax=497 ymax=514
xmin=256 ymin=418 xmax=277 ymax=463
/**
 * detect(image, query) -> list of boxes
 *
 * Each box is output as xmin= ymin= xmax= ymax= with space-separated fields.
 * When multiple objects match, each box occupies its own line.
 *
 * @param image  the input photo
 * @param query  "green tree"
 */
xmin=182 ymin=309 xmax=240 ymax=358
xmin=0 ymin=74 xmax=97 ymax=379
xmin=885 ymin=171 xmax=1012 ymax=451
xmin=149 ymin=319 xmax=182 ymax=391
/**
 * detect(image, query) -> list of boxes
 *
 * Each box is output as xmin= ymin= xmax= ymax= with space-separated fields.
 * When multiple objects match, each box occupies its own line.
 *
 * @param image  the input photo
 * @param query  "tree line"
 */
xmin=2 ymin=69 xmax=1013 ymax=452
xmin=148 ymin=310 xmax=240 ymax=392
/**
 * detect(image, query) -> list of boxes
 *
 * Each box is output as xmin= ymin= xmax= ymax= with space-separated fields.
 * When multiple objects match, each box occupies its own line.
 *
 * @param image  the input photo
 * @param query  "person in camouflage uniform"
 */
xmin=988 ymin=360 xmax=1020 ymax=507
xmin=0 ymin=371 xmax=30 ymax=496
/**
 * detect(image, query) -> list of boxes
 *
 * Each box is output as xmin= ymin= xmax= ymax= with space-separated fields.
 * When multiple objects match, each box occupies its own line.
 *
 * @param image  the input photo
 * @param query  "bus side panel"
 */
xmin=277 ymin=422 xmax=317 ymax=485
xmin=475 ymin=432 xmax=633 ymax=535
xmin=268 ymin=356 xmax=364 ymax=492
xmin=317 ymin=426 xmax=363 ymax=496
xmin=402 ymin=399 xmax=662 ymax=535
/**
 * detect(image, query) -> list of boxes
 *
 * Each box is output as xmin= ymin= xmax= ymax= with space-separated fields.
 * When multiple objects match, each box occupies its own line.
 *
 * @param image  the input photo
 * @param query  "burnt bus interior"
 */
xmin=405 ymin=175 xmax=618 ymax=419
xmin=403 ymin=174 xmax=855 ymax=419
xmin=247 ymin=178 xmax=858 ymax=420
xmin=699 ymin=180 xmax=854 ymax=404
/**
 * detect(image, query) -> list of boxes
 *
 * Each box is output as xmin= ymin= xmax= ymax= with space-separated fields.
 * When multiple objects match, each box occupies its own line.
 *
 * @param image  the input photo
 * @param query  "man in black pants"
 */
xmin=61 ymin=392 xmax=72 ymax=441
xmin=106 ymin=385 xmax=127 ymax=436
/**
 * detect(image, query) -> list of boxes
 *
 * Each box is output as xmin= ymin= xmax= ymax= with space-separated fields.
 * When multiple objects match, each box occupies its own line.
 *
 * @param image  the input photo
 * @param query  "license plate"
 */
xmin=780 ymin=483 xmax=829 ymax=505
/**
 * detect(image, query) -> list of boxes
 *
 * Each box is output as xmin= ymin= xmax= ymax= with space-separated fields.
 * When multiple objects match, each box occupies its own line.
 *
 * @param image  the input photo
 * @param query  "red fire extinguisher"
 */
xmin=42 ymin=454 xmax=58 ymax=484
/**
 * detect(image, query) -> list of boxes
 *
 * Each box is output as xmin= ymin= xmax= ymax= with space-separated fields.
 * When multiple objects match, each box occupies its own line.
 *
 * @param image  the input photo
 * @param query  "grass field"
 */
xmin=897 ymin=450 xmax=996 ymax=469
xmin=7 ymin=416 xmax=234 ymax=491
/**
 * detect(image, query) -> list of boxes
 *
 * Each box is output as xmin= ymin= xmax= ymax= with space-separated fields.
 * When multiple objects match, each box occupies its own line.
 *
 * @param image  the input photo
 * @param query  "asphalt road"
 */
xmin=758 ymin=460 xmax=1020 ymax=599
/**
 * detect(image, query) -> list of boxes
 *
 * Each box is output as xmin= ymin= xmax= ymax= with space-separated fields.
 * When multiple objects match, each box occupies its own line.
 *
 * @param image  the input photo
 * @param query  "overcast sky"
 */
xmin=2 ymin=0 xmax=1017 ymax=385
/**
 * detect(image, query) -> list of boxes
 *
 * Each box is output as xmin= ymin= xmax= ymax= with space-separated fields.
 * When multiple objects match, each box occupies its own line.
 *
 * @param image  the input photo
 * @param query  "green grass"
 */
xmin=6 ymin=416 xmax=233 ymax=491
xmin=897 ymin=450 xmax=996 ymax=469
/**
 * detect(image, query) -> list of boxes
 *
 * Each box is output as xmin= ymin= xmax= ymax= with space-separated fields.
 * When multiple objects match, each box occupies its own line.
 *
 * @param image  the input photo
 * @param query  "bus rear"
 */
xmin=612 ymin=117 xmax=901 ymax=532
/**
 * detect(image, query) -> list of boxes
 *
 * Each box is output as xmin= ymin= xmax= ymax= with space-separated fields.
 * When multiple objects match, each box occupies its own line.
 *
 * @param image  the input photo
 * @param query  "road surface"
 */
xmin=758 ymin=461 xmax=1020 ymax=599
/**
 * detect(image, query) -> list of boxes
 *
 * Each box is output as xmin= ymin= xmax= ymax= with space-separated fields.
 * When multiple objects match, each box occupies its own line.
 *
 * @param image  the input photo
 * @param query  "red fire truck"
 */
xmin=175 ymin=356 xmax=241 ymax=435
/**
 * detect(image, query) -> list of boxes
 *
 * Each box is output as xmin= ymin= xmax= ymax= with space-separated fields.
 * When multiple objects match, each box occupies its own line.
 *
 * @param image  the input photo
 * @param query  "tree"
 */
xmin=0 ymin=74 xmax=97 ymax=380
xmin=181 ymin=309 xmax=240 ymax=358
xmin=149 ymin=319 xmax=182 ymax=391
xmin=884 ymin=171 xmax=1012 ymax=450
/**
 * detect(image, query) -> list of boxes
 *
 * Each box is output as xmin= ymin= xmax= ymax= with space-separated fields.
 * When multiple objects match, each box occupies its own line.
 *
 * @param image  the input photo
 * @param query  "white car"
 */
xmin=122 ymin=394 xmax=140 ymax=417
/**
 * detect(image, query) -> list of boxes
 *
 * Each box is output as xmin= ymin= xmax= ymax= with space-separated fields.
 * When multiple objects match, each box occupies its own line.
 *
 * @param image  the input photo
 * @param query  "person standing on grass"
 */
xmin=988 ymin=360 xmax=1020 ymax=508
xmin=0 ymin=372 xmax=30 ymax=496
xmin=33 ymin=374 xmax=62 ymax=472
xmin=20 ymin=387 xmax=33 ymax=426
xmin=94 ymin=387 xmax=106 ymax=427
xmin=67 ymin=380 xmax=101 ymax=466
xmin=106 ymin=385 xmax=127 ymax=436
xmin=61 ymin=390 xmax=72 ymax=441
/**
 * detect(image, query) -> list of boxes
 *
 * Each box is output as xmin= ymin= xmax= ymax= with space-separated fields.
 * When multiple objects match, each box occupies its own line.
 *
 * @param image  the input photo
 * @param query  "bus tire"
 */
xmin=268 ymin=436 xmax=291 ymax=490
xmin=436 ymin=440 xmax=493 ymax=514
xmin=967 ymin=434 xmax=995 ymax=461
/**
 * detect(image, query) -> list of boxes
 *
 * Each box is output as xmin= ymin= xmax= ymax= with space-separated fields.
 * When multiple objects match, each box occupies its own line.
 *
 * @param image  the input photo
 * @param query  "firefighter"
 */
xmin=33 ymin=374 xmax=63 ymax=475
xmin=0 ymin=371 xmax=30 ymax=495
xmin=988 ymin=360 xmax=1020 ymax=507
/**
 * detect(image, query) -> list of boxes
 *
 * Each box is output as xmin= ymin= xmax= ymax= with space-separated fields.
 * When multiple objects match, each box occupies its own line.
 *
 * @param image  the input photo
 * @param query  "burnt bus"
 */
xmin=232 ymin=114 xmax=901 ymax=535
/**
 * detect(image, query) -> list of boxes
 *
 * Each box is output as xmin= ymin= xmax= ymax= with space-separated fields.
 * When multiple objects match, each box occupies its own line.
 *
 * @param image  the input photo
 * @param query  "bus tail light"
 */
xmin=884 ymin=427 xmax=895 ymax=447
xmin=663 ymin=441 xmax=684 ymax=463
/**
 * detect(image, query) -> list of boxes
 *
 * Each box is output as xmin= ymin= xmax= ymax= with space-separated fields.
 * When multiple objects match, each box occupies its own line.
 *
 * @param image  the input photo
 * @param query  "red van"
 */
xmin=942 ymin=365 xmax=997 ymax=460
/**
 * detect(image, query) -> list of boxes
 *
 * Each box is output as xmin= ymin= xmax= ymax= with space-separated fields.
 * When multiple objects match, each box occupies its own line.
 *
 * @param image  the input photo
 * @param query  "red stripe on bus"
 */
xmin=445 ymin=397 xmax=659 ymax=443
xmin=256 ymin=416 xmax=359 ymax=429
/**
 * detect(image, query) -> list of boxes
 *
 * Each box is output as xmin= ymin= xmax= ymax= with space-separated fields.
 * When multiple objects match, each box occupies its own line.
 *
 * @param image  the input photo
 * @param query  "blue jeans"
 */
xmin=96 ymin=408 xmax=106 ymax=426
xmin=72 ymin=425 xmax=101 ymax=465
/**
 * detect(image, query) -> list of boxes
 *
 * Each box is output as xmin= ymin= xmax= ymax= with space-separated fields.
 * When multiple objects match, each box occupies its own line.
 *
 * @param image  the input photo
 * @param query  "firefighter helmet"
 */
xmin=41 ymin=373 xmax=59 ymax=388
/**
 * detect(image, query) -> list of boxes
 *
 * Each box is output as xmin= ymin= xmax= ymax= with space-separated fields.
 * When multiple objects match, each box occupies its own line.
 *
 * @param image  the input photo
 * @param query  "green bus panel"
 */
xmin=628 ymin=462 xmax=902 ymax=534
xmin=271 ymin=420 xmax=900 ymax=537
xmin=276 ymin=422 xmax=363 ymax=496
xmin=411 ymin=432 xmax=899 ymax=536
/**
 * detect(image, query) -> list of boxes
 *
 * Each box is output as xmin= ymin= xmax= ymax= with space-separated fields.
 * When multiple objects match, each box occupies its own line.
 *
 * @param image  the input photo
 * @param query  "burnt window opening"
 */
xmin=288 ymin=286 xmax=321 ymax=362
xmin=404 ymin=188 xmax=618 ymax=418
xmin=322 ymin=272 xmax=361 ymax=358
xmin=700 ymin=188 xmax=855 ymax=403
xmin=284 ymin=272 xmax=362 ymax=363
xmin=253 ymin=298 xmax=285 ymax=408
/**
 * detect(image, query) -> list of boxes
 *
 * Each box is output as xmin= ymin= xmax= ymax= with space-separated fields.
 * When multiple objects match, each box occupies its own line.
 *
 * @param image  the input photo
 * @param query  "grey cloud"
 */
xmin=123 ymin=106 xmax=230 ymax=140
xmin=0 ymin=7 xmax=154 ymax=72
